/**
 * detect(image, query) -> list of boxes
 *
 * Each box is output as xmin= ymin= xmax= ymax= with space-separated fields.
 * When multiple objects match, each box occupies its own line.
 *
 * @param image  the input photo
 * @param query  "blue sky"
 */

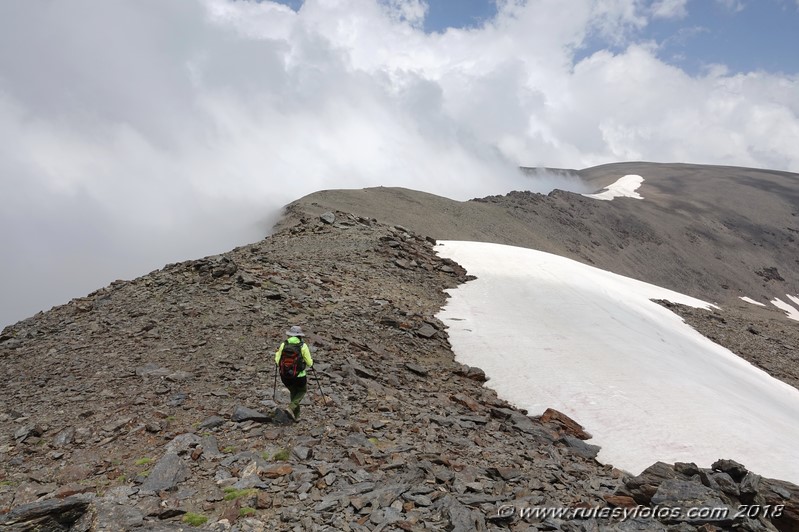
xmin=620 ymin=0 xmax=799 ymax=75
xmin=273 ymin=0 xmax=799 ymax=75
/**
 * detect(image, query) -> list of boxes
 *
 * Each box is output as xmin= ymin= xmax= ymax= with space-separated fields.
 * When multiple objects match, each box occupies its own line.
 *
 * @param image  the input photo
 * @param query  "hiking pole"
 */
xmin=310 ymin=366 xmax=328 ymax=405
xmin=272 ymin=362 xmax=278 ymax=401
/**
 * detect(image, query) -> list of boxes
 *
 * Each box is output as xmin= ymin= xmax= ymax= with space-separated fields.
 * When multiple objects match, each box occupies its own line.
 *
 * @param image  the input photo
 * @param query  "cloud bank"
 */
xmin=1 ymin=0 xmax=798 ymax=327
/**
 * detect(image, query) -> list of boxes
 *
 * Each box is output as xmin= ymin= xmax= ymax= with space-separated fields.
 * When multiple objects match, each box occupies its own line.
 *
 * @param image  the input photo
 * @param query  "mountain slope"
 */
xmin=0 ymin=216 xmax=629 ymax=530
xmin=2 ymin=175 xmax=799 ymax=529
xmin=278 ymin=162 xmax=799 ymax=307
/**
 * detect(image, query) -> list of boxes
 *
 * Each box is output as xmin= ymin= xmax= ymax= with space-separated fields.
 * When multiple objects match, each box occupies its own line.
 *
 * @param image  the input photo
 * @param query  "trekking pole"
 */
xmin=310 ymin=366 xmax=328 ymax=405
xmin=272 ymin=362 xmax=278 ymax=401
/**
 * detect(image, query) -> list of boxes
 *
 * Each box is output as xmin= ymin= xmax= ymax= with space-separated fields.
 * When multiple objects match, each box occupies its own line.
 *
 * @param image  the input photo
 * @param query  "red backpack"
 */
xmin=279 ymin=341 xmax=305 ymax=379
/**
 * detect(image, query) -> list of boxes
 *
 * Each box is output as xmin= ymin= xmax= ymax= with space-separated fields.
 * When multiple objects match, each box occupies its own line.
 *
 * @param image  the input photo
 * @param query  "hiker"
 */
xmin=275 ymin=325 xmax=314 ymax=420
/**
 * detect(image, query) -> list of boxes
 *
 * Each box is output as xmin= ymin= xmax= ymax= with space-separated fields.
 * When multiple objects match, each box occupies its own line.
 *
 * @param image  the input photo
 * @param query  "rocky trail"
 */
xmin=1 ymin=212 xmax=797 ymax=531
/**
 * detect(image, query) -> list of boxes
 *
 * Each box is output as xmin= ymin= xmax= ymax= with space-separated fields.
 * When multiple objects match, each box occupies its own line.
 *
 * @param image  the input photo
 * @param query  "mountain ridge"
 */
xmin=2 ymin=162 xmax=799 ymax=530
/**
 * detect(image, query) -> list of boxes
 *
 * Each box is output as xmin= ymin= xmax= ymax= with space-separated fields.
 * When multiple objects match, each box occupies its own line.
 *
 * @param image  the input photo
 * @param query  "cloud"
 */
xmin=651 ymin=0 xmax=689 ymax=19
xmin=0 ymin=0 xmax=798 ymax=327
xmin=716 ymin=0 xmax=746 ymax=13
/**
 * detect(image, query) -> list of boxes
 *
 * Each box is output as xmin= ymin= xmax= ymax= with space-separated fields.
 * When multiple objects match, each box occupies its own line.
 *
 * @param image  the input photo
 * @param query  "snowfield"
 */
xmin=771 ymin=296 xmax=799 ymax=322
xmin=739 ymin=296 xmax=766 ymax=307
xmin=435 ymin=241 xmax=799 ymax=484
xmin=582 ymin=174 xmax=644 ymax=200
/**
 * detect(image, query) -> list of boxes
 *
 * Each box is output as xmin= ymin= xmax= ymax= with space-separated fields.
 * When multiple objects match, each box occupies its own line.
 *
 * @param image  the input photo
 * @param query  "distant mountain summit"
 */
xmin=280 ymin=162 xmax=799 ymax=310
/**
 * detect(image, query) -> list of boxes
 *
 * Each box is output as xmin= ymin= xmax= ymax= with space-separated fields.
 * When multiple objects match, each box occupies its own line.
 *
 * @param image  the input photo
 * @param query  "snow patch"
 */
xmin=771 ymin=297 xmax=799 ymax=322
xmin=582 ymin=174 xmax=644 ymax=201
xmin=739 ymin=296 xmax=766 ymax=307
xmin=436 ymin=240 xmax=799 ymax=484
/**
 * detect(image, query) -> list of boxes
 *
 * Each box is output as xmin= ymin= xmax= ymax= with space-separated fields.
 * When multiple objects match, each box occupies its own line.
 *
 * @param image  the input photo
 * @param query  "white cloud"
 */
xmin=716 ymin=0 xmax=746 ymax=12
xmin=381 ymin=0 xmax=429 ymax=27
xmin=0 ymin=0 xmax=798 ymax=327
xmin=651 ymin=0 xmax=689 ymax=19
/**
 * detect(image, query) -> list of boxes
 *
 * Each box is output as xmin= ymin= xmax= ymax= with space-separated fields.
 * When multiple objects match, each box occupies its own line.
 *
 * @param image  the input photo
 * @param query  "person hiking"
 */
xmin=275 ymin=325 xmax=314 ymax=420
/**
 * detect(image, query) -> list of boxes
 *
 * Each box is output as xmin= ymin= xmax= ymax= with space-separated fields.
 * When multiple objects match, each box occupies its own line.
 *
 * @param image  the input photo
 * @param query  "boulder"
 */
xmin=0 ymin=493 xmax=93 ymax=528
xmin=540 ymin=408 xmax=593 ymax=440
xmin=711 ymin=459 xmax=748 ymax=482
xmin=625 ymin=462 xmax=678 ymax=504
xmin=140 ymin=453 xmax=188 ymax=493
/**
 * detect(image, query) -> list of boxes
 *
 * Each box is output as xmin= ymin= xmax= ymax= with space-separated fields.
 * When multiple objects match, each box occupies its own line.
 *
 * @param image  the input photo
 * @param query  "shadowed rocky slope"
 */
xmin=2 ymin=212 xmax=798 ymax=531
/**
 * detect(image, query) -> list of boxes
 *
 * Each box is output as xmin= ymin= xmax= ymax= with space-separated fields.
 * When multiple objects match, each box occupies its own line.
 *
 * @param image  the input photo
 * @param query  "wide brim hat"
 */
xmin=286 ymin=325 xmax=305 ymax=337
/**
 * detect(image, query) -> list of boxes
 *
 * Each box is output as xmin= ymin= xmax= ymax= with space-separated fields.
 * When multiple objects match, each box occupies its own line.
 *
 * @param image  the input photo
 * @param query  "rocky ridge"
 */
xmin=1 ymin=212 xmax=797 ymax=531
xmin=276 ymin=163 xmax=799 ymax=309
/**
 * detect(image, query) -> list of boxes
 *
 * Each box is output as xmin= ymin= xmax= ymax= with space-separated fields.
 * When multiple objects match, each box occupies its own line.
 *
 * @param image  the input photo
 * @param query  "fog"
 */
xmin=1 ymin=0 xmax=797 ymax=327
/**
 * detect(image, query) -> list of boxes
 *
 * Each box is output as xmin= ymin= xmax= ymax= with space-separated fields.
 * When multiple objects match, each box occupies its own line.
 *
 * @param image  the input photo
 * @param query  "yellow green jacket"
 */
xmin=275 ymin=336 xmax=314 ymax=377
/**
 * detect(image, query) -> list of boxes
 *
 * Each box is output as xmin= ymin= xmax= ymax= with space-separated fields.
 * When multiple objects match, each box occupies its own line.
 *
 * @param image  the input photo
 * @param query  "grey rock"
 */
xmin=560 ymin=435 xmax=601 ymax=459
xmin=711 ymin=472 xmax=740 ymax=496
xmin=198 ymin=415 xmax=226 ymax=430
xmin=165 ymin=433 xmax=202 ymax=455
xmin=100 ymin=486 xmax=138 ymax=504
xmin=739 ymin=471 xmax=761 ymax=496
xmin=14 ymin=425 xmax=43 ymax=442
xmin=347 ymin=358 xmax=377 ymax=379
xmin=293 ymin=446 xmax=312 ymax=460
xmin=272 ymin=408 xmax=294 ymax=425
xmin=165 ymin=371 xmax=193 ymax=382
xmin=140 ymin=453 xmax=188 ymax=493
xmin=403 ymin=493 xmax=433 ymax=507
xmin=52 ymin=427 xmax=75 ymax=448
xmin=674 ymin=462 xmax=700 ymax=477
xmin=232 ymin=405 xmax=271 ymax=422
xmin=459 ymin=494 xmax=505 ymax=506
xmin=237 ymin=272 xmax=259 ymax=286
xmin=314 ymin=497 xmax=340 ymax=512
xmin=497 ymin=409 xmax=556 ymax=443
xmin=625 ymin=461 xmax=678 ymax=504
xmin=650 ymin=479 xmax=727 ymax=509
xmin=369 ymin=507 xmax=403 ymax=526
xmin=91 ymin=501 xmax=145 ymax=530
xmin=404 ymin=363 xmax=428 ymax=376
xmin=165 ymin=392 xmax=187 ymax=406
xmin=1 ymin=338 xmax=22 ymax=349
xmin=0 ymin=493 xmax=93 ymax=527
xmin=459 ymin=365 xmax=488 ymax=382
xmin=101 ymin=416 xmax=133 ymax=433
xmin=416 ymin=323 xmax=438 ymax=338
xmin=486 ymin=466 xmax=522 ymax=481
xmin=439 ymin=495 xmax=485 ymax=532
xmin=135 ymin=363 xmax=171 ymax=377
xmin=233 ymin=475 xmax=267 ymax=490
xmin=711 ymin=458 xmax=748 ymax=481
xmin=320 ymin=212 xmax=336 ymax=224
xmin=200 ymin=436 xmax=225 ymax=460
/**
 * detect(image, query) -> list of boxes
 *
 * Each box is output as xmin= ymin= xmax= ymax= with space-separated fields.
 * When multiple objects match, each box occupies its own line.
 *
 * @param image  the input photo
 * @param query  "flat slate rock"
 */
xmin=140 ymin=453 xmax=188 ymax=493
xmin=0 ymin=493 xmax=94 ymax=526
xmin=232 ymin=405 xmax=271 ymax=423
